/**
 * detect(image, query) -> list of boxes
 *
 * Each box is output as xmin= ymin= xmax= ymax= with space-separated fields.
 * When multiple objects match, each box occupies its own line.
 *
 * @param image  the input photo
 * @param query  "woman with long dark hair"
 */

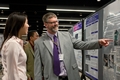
xmin=0 ymin=12 xmax=29 ymax=80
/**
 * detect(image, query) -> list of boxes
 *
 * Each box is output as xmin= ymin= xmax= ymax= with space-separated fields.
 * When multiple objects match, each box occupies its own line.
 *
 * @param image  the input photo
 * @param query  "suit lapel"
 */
xmin=43 ymin=34 xmax=53 ymax=56
xmin=58 ymin=32 xmax=65 ymax=60
xmin=28 ymin=42 xmax=34 ymax=57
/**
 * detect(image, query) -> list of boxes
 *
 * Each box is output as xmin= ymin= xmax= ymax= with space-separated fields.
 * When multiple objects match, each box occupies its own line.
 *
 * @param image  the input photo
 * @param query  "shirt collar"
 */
xmin=46 ymin=31 xmax=58 ymax=39
xmin=11 ymin=36 xmax=23 ymax=47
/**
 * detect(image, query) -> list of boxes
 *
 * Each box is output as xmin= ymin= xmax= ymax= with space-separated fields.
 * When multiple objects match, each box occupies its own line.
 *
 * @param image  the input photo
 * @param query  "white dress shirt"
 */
xmin=1 ymin=36 xmax=27 ymax=80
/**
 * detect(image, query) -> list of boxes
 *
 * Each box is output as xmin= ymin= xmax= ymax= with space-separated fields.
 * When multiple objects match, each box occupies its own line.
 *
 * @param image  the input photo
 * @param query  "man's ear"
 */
xmin=44 ymin=22 xmax=48 ymax=28
xmin=30 ymin=36 xmax=33 ymax=40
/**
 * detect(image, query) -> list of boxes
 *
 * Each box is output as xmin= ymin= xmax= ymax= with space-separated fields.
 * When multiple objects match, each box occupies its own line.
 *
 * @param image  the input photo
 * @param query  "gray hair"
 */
xmin=42 ymin=12 xmax=57 ymax=22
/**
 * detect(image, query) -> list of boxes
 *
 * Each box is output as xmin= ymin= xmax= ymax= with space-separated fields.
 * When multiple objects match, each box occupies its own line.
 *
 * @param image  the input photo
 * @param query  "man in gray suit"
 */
xmin=34 ymin=12 xmax=112 ymax=80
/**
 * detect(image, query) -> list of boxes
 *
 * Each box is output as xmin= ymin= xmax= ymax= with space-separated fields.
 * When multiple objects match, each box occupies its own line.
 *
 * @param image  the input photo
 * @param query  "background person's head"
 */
xmin=27 ymin=30 xmax=39 ymax=45
xmin=42 ymin=12 xmax=59 ymax=34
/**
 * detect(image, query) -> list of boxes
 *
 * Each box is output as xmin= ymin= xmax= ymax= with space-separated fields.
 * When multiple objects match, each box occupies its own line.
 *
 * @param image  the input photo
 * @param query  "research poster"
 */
xmin=103 ymin=0 xmax=120 ymax=80
xmin=84 ymin=13 xmax=99 ymax=80
xmin=73 ymin=22 xmax=82 ymax=70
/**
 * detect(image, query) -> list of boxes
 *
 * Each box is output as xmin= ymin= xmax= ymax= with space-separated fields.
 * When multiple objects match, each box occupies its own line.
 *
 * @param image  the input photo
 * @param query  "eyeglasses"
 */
xmin=46 ymin=20 xmax=59 ymax=24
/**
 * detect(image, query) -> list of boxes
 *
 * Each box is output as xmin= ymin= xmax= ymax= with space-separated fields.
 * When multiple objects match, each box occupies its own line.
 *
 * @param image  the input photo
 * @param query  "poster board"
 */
xmin=103 ymin=0 xmax=120 ymax=80
xmin=73 ymin=21 xmax=83 ymax=70
xmin=84 ymin=13 xmax=99 ymax=80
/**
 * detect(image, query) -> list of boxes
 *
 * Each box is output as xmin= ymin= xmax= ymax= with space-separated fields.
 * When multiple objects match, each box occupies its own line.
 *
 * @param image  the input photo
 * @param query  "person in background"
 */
xmin=34 ymin=12 xmax=113 ymax=80
xmin=0 ymin=12 xmax=29 ymax=80
xmin=24 ymin=30 xmax=39 ymax=80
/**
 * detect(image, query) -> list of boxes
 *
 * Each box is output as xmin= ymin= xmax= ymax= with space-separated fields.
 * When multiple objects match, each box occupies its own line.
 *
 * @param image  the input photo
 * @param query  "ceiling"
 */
xmin=0 ymin=0 xmax=115 ymax=36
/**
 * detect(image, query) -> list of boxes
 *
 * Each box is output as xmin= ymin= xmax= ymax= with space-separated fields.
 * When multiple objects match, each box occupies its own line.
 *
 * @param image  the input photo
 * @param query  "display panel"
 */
xmin=84 ymin=13 xmax=99 ymax=80
xmin=73 ymin=21 xmax=83 ymax=70
xmin=103 ymin=0 xmax=120 ymax=80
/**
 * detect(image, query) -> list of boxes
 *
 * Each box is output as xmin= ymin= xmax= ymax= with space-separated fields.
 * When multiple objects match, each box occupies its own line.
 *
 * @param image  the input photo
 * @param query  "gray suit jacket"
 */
xmin=34 ymin=31 xmax=101 ymax=80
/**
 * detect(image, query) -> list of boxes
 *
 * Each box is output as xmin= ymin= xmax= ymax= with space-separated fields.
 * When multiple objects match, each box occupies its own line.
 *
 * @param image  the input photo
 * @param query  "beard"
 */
xmin=52 ymin=28 xmax=58 ymax=33
xmin=50 ymin=25 xmax=58 ymax=33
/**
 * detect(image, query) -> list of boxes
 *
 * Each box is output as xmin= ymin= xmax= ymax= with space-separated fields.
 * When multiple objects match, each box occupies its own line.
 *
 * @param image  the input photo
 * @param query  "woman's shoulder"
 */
xmin=4 ymin=37 xmax=20 ymax=48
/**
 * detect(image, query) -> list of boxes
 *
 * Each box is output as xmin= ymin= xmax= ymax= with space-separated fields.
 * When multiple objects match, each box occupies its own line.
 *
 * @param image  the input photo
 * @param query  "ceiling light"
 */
xmin=42 ymin=32 xmax=46 ymax=36
xmin=0 ymin=23 xmax=6 ymax=25
xmin=59 ymin=30 xmax=69 ymax=32
xmin=43 ymin=28 xmax=47 ymax=30
xmin=97 ymin=0 xmax=101 ymax=2
xmin=46 ymin=9 xmax=95 ymax=12
xmin=43 ymin=28 xmax=68 ymax=31
xmin=59 ymin=25 xmax=73 ymax=27
xmin=0 ymin=7 xmax=9 ymax=9
xmin=42 ymin=31 xmax=47 ymax=32
xmin=0 ymin=17 xmax=8 ymax=19
xmin=58 ymin=29 xmax=68 ymax=30
xmin=58 ymin=19 xmax=80 ymax=22
xmin=0 ymin=27 xmax=5 ymax=29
